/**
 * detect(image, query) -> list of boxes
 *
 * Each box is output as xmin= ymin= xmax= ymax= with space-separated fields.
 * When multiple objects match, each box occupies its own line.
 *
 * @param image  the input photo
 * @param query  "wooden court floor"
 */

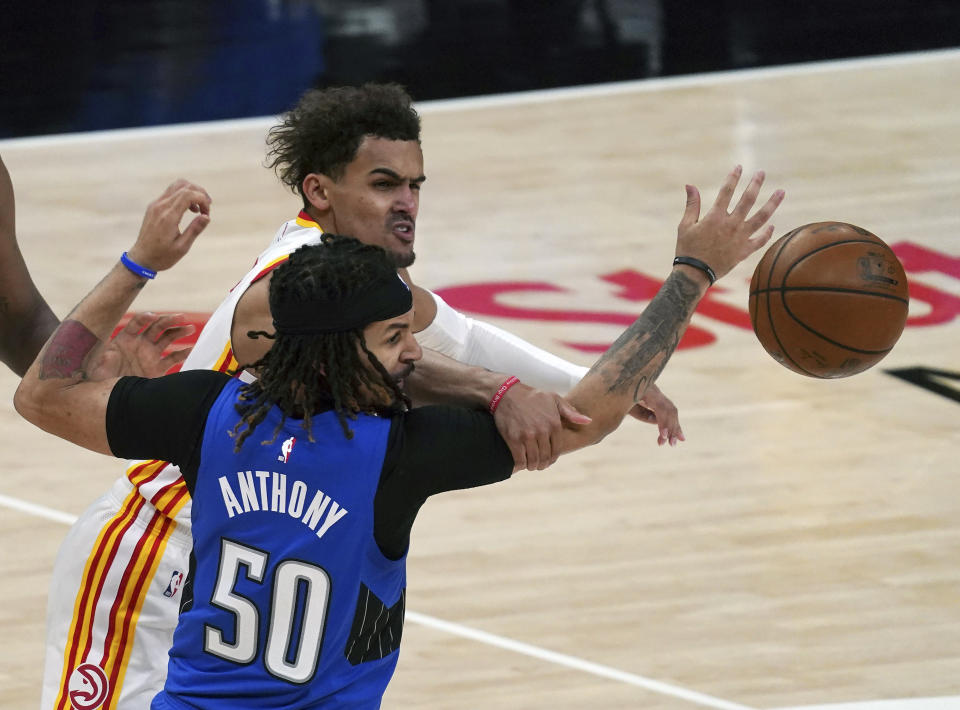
xmin=1 ymin=49 xmax=959 ymax=710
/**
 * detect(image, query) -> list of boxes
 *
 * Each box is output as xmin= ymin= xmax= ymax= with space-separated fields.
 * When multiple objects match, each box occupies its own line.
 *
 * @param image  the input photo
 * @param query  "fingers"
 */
xmin=181 ymin=213 xmax=211 ymax=244
xmin=633 ymin=383 xmax=686 ymax=447
xmin=132 ymin=181 xmax=211 ymax=271
xmin=121 ymin=313 xmax=195 ymax=353
xmin=161 ymin=347 xmax=192 ymax=370
xmin=170 ymin=184 xmax=212 ymax=217
xmin=153 ymin=323 xmax=196 ymax=351
xmin=530 ymin=431 xmax=549 ymax=471
xmin=168 ymin=186 xmax=211 ymax=251
xmin=712 ymin=164 xmax=743 ymax=213
xmin=678 ymin=184 xmax=701 ymax=231
xmin=120 ymin=312 xmax=161 ymax=335
xmin=507 ymin=439 xmax=527 ymax=473
xmin=731 ymin=169 xmax=764 ymax=218
xmin=745 ymin=188 xmax=785 ymax=234
xmin=657 ymin=419 xmax=685 ymax=447
xmin=140 ymin=312 xmax=184 ymax=338
xmin=628 ymin=404 xmax=657 ymax=423
xmin=746 ymin=224 xmax=776 ymax=255
xmin=515 ymin=425 xmax=550 ymax=471
xmin=142 ymin=313 xmax=192 ymax=343
xmin=557 ymin=399 xmax=592 ymax=425
xmin=662 ymin=416 xmax=683 ymax=447
xmin=158 ymin=180 xmax=212 ymax=213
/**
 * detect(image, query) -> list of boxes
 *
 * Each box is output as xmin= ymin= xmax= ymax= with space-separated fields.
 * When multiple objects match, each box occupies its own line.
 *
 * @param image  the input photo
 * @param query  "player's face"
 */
xmin=362 ymin=309 xmax=422 ymax=391
xmin=326 ymin=137 xmax=425 ymax=268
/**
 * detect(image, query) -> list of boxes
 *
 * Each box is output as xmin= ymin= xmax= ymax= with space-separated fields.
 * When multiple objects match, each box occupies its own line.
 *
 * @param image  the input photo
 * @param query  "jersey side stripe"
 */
xmin=101 ymin=512 xmax=175 ymax=710
xmin=98 ymin=510 xmax=160 ymax=679
xmin=53 ymin=489 xmax=145 ymax=710
xmin=249 ymin=254 xmax=291 ymax=285
xmin=126 ymin=459 xmax=171 ymax=488
xmin=212 ymin=341 xmax=239 ymax=373
xmin=152 ymin=479 xmax=189 ymax=518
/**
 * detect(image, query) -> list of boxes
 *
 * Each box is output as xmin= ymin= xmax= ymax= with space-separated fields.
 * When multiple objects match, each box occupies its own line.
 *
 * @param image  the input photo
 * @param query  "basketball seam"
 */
xmin=750 ymin=286 xmax=909 ymax=306
xmin=764 ymin=227 xmax=818 ymax=376
xmin=789 ymin=238 xmax=882 ymax=266
xmin=777 ymin=236 xmax=906 ymax=357
xmin=779 ymin=294 xmax=900 ymax=354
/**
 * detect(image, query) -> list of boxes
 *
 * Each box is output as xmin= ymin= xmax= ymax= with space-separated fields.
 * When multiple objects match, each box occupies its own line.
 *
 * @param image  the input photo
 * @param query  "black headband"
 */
xmin=272 ymin=272 xmax=412 ymax=335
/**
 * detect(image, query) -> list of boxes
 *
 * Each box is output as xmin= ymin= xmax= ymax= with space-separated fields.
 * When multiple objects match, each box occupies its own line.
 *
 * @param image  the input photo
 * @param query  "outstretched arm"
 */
xmin=558 ymin=167 xmax=784 ymax=453
xmin=0 ymin=154 xmax=59 ymax=375
xmin=14 ymin=181 xmax=211 ymax=454
xmin=413 ymin=266 xmax=685 ymax=445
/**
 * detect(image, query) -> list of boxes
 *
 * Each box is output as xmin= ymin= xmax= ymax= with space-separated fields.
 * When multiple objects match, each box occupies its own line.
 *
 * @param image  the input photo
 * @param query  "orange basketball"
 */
xmin=748 ymin=222 xmax=909 ymax=378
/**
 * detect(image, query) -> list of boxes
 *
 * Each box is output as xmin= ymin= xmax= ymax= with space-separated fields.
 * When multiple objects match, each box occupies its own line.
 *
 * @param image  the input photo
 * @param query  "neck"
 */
xmin=302 ymin=205 xmax=334 ymax=232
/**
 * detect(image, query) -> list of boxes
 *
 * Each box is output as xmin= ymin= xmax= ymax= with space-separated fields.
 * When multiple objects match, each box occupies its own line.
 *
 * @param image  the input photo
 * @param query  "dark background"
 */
xmin=2 ymin=0 xmax=960 ymax=139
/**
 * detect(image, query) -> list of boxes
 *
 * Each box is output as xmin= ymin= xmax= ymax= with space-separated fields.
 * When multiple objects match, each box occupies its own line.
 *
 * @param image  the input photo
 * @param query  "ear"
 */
xmin=302 ymin=173 xmax=333 ymax=212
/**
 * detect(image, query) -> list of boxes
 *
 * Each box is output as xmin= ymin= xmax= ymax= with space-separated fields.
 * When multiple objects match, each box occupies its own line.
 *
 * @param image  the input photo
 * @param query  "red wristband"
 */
xmin=488 ymin=376 xmax=520 ymax=414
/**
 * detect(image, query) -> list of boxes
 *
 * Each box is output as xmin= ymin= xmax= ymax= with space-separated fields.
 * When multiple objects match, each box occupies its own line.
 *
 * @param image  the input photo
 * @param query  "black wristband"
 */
xmin=672 ymin=256 xmax=716 ymax=285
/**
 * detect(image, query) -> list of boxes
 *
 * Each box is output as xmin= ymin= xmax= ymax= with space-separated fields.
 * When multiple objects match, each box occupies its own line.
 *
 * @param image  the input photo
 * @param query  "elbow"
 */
xmin=13 ymin=380 xmax=43 ymax=427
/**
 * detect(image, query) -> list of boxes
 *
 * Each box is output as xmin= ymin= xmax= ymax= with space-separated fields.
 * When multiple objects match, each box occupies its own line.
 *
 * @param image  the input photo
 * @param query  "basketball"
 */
xmin=748 ymin=222 xmax=909 ymax=378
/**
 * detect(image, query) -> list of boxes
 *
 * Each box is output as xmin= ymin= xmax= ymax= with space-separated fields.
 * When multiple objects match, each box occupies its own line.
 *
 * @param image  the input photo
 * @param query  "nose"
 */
xmin=404 ymin=334 xmax=423 ymax=363
xmin=396 ymin=184 xmax=418 ymax=217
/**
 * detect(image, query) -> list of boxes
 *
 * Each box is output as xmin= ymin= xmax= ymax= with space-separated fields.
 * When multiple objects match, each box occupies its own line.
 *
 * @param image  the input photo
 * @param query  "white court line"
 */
xmin=1 ymin=47 xmax=959 ymax=149
xmin=2 ymin=492 xmax=752 ymax=710
xmin=0 ymin=493 xmax=79 ymax=525
xmin=406 ymin=610 xmax=757 ymax=710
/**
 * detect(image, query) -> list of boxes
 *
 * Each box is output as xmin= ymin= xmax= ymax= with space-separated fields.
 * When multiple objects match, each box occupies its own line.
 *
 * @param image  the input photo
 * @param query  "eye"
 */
xmin=411 ymin=183 xmax=422 ymax=191
xmin=388 ymin=332 xmax=402 ymax=344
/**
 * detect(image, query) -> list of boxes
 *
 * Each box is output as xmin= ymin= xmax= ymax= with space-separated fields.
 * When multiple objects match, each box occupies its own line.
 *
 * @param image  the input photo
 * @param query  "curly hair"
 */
xmin=231 ymin=236 xmax=411 ymax=450
xmin=266 ymin=83 xmax=421 ymax=205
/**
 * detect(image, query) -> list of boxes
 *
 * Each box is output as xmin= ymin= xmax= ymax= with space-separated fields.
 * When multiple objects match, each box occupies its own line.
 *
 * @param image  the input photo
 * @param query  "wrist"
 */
xmin=121 ymin=250 xmax=157 ymax=280
xmin=672 ymin=256 xmax=715 ymax=287
xmin=671 ymin=263 xmax=712 ymax=293
xmin=489 ymin=376 xmax=520 ymax=414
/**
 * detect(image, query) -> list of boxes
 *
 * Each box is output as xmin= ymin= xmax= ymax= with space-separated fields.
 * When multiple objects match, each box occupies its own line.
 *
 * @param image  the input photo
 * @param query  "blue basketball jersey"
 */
xmin=153 ymin=379 xmax=406 ymax=709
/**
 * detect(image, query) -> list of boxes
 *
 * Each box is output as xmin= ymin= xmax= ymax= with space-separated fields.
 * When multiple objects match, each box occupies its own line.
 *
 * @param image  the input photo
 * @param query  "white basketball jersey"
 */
xmin=122 ymin=212 xmax=324 ymax=527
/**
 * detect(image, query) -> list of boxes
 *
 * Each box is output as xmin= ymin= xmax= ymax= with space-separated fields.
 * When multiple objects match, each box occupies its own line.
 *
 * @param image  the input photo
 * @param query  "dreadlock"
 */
xmin=266 ymin=83 xmax=421 ymax=206
xmin=231 ymin=236 xmax=411 ymax=451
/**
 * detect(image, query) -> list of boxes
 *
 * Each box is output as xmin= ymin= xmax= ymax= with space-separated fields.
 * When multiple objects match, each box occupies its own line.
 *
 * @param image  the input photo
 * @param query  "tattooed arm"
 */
xmin=0 ymin=154 xmax=59 ymax=376
xmin=14 ymin=181 xmax=211 ymax=454
xmin=555 ymin=166 xmax=785 ymax=454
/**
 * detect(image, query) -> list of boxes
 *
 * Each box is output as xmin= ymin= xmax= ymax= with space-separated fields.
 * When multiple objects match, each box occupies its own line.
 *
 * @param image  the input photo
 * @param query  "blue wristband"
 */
xmin=121 ymin=252 xmax=157 ymax=280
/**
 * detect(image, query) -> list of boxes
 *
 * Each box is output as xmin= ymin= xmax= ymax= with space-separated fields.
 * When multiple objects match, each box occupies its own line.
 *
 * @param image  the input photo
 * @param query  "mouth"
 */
xmin=394 ymin=363 xmax=415 ymax=386
xmin=390 ymin=218 xmax=415 ymax=245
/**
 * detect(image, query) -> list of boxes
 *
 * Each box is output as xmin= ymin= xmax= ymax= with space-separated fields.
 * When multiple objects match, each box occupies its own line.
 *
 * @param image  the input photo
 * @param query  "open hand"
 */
xmin=676 ymin=166 xmax=785 ymax=283
xmin=87 ymin=312 xmax=194 ymax=380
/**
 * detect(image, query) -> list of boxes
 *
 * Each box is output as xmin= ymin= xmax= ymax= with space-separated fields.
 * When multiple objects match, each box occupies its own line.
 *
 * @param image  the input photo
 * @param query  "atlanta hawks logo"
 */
xmin=278 ymin=436 xmax=296 ymax=463
xmin=68 ymin=662 xmax=109 ymax=710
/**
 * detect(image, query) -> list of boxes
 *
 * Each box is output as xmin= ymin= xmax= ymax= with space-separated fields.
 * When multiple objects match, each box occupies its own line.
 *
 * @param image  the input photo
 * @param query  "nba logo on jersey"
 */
xmin=163 ymin=570 xmax=184 ymax=598
xmin=278 ymin=436 xmax=296 ymax=463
